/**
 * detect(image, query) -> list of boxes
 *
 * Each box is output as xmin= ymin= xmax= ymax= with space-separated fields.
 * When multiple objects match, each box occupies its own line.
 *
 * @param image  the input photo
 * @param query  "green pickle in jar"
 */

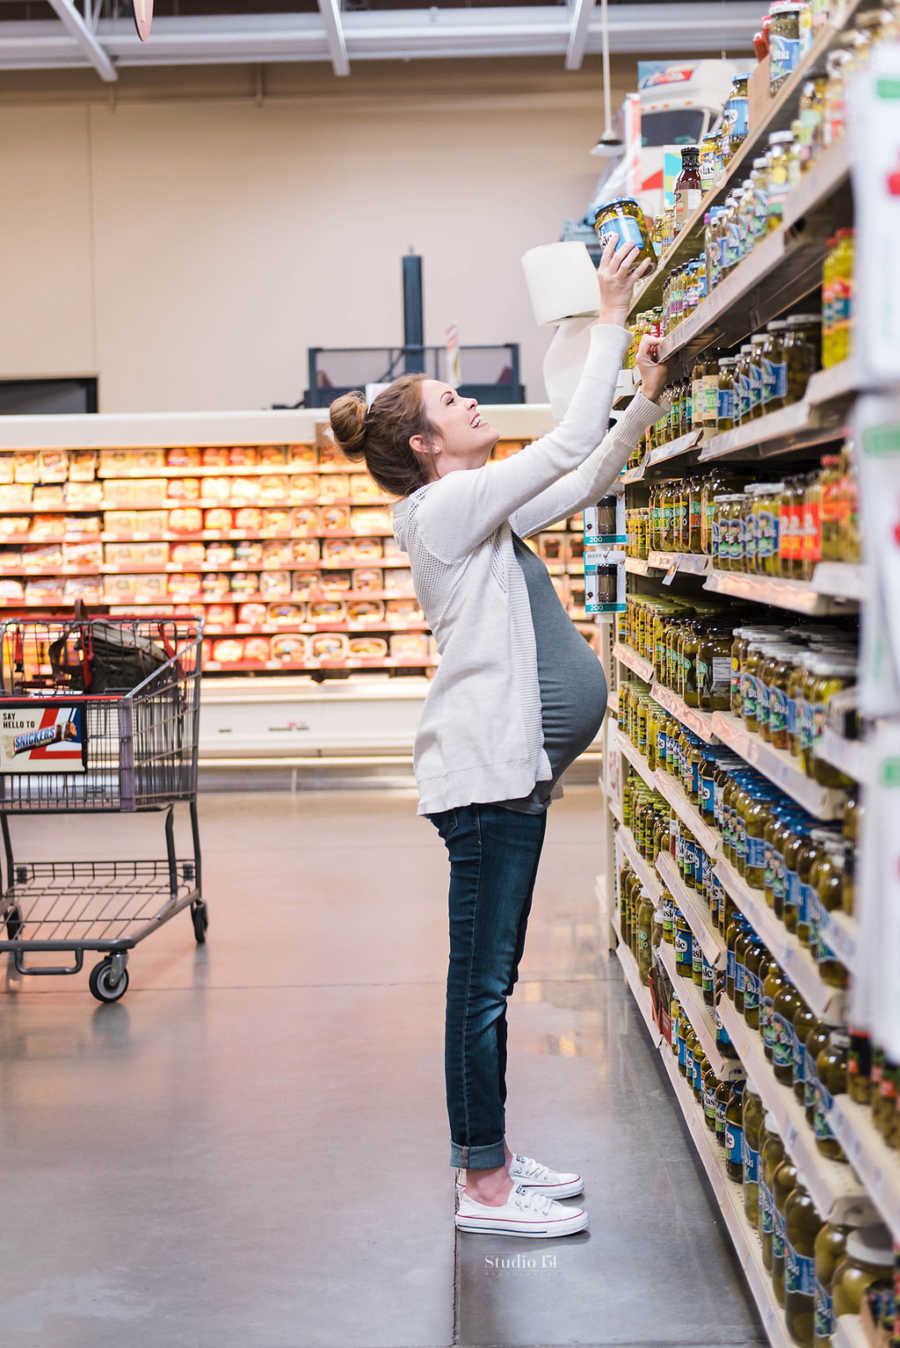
xmin=784 ymin=1185 xmax=824 ymax=1347
xmin=773 ymin=1156 xmax=800 ymax=1305
xmin=813 ymin=1029 xmax=849 ymax=1163
xmin=759 ymin=1113 xmax=784 ymax=1268
xmin=831 ymin=1224 xmax=895 ymax=1319
xmin=742 ymin=1084 xmax=764 ymax=1226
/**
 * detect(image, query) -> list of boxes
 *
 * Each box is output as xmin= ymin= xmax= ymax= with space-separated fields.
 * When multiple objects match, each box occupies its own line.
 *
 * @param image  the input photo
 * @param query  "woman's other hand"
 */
xmin=595 ymin=236 xmax=653 ymax=328
xmin=634 ymin=334 xmax=669 ymax=403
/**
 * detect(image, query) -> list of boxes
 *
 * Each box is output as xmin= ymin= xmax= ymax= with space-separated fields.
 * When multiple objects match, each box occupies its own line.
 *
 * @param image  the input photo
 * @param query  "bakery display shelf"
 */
xmin=615 ymin=727 xmax=656 ymax=792
xmin=613 ymin=641 xmax=654 ymax=684
xmin=616 ymin=822 xmax=662 ymax=904
xmin=204 ymin=657 xmax=438 ymax=673
xmin=656 ymin=850 xmax=725 ymax=968
xmin=652 ymin=765 xmax=721 ymax=860
xmin=0 ymin=503 xmax=105 ymax=514
xmin=625 ymin=557 xmax=664 ymax=576
xmin=816 ymin=726 xmax=871 ymax=782
xmin=646 ymin=551 xmax=711 ymax=576
xmin=828 ymin=1095 xmax=900 ymax=1245
xmin=658 ymin=225 xmax=828 ymax=370
xmin=703 ymin=569 xmax=859 ymax=616
xmin=718 ymin=999 xmax=868 ymax=1220
xmin=204 ymin=622 xmax=428 ymax=636
xmin=714 ymin=855 xmax=847 ymax=1022
xmin=832 ymin=1318 xmax=868 ymax=1348
xmin=101 ymin=541 xmax=414 ymax=564
xmin=613 ymin=920 xmax=661 ymax=1043
xmin=711 ymin=711 xmax=847 ymax=819
xmin=93 ymin=464 xmax=373 ymax=480
xmin=655 ymin=1017 xmax=796 ymax=1348
xmin=699 ymin=400 xmax=845 ymax=465
xmin=657 ymin=937 xmax=741 ymax=1079
xmin=650 ymin=682 xmax=719 ymax=745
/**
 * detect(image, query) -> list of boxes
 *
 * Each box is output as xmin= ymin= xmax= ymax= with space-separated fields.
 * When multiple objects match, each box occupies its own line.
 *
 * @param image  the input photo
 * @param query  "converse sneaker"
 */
xmin=456 ymin=1153 xmax=584 ymax=1200
xmin=455 ymin=1182 xmax=588 ymax=1238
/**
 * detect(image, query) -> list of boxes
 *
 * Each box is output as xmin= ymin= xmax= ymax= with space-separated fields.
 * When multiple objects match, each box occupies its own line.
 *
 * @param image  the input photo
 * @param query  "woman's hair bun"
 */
xmin=329 ymin=391 xmax=368 ymax=461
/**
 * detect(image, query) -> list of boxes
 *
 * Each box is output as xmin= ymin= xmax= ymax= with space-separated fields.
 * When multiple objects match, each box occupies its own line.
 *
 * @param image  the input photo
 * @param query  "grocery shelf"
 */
xmin=615 ymin=822 xmax=662 ymax=905
xmin=94 ymin=465 xmax=372 ymax=479
xmin=613 ymin=368 xmax=641 ymax=411
xmin=816 ymin=726 xmax=871 ymax=782
xmin=624 ymin=557 xmax=663 ymax=576
xmin=816 ymin=910 xmax=858 ymax=978
xmin=656 ymin=850 xmax=725 ymax=969
xmin=805 ymin=359 xmax=864 ymax=407
xmin=650 ymin=682 xmax=719 ymax=745
xmin=654 ymin=1028 xmax=795 ymax=1348
xmin=718 ymin=1000 xmax=868 ymax=1221
xmin=828 ymin=1095 xmax=900 ymax=1245
xmin=645 ymin=430 xmax=704 ymax=469
xmin=614 ymin=727 xmax=656 ymax=792
xmin=811 ymin=562 xmax=868 ymax=602
xmin=204 ymin=657 xmax=437 ymax=673
xmin=646 ymin=551 xmax=710 ymax=576
xmin=699 ymin=400 xmax=844 ymax=465
xmin=711 ymin=712 xmax=847 ymax=819
xmin=204 ymin=622 xmax=427 ymax=636
xmin=657 ymin=938 xmax=740 ymax=1079
xmin=622 ymin=464 xmax=647 ymax=485
xmin=652 ymin=766 xmax=721 ymax=860
xmin=613 ymin=921 xmax=661 ymax=1044
xmin=714 ymin=855 xmax=847 ymax=1023
xmin=628 ymin=0 xmax=865 ymax=319
xmin=703 ymin=568 xmax=860 ymax=616
xmin=832 ymin=1318 xmax=868 ymax=1348
xmin=613 ymin=641 xmax=654 ymax=684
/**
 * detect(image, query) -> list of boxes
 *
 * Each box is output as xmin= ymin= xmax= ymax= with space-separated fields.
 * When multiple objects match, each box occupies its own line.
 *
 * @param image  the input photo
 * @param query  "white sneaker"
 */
xmin=455 ymin=1182 xmax=589 ymax=1238
xmin=456 ymin=1152 xmax=584 ymax=1200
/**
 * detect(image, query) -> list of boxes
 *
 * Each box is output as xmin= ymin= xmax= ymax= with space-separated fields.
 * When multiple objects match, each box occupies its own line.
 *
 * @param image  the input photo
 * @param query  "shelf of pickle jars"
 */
xmin=615 ymin=822 xmax=663 ymax=906
xmin=628 ymin=0 xmax=865 ymax=320
xmin=814 ymin=908 xmax=858 ymax=979
xmin=652 ymin=765 xmax=722 ymax=862
xmin=827 ymin=1095 xmax=900 ymax=1245
xmin=698 ymin=400 xmax=846 ymax=466
xmin=655 ymin=850 xmax=725 ymax=969
xmin=703 ymin=566 xmax=862 ymax=616
xmin=713 ymin=853 xmax=848 ymax=1023
xmin=615 ymin=726 xmax=656 ymax=792
xmin=656 ymin=937 xmax=740 ymax=1079
xmin=710 ymin=711 xmax=847 ymax=819
xmin=816 ymin=724 xmax=871 ymax=782
xmin=650 ymin=680 xmax=719 ymax=746
xmin=646 ymin=551 xmax=711 ymax=577
xmin=653 ymin=1020 xmax=796 ymax=1348
xmin=625 ymin=557 xmax=665 ymax=576
xmin=832 ymin=1317 xmax=869 ymax=1348
xmin=613 ymin=641 xmax=655 ymax=684
xmin=718 ymin=998 xmax=870 ymax=1222
xmin=645 ymin=430 xmax=704 ymax=470
xmin=612 ymin=917 xmax=661 ymax=1045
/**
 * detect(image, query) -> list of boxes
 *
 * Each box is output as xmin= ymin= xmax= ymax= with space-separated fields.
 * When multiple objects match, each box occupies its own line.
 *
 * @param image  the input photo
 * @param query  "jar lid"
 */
xmin=752 ymin=157 xmax=769 ymax=168
xmin=768 ymin=130 xmax=796 ymax=145
xmin=787 ymin=313 xmax=822 ymax=326
xmin=755 ymin=482 xmax=786 ymax=493
xmin=597 ymin=197 xmax=641 ymax=213
xmin=766 ymin=319 xmax=789 ymax=331
xmin=845 ymin=1224 xmax=894 ymax=1266
xmin=751 ymin=335 xmax=769 ymax=345
xmin=769 ymin=1 xmax=804 ymax=12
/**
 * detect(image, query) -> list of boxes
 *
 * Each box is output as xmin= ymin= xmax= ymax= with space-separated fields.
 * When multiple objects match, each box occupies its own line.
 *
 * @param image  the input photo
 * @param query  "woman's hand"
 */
xmin=634 ymin=333 xmax=669 ymax=403
xmin=595 ymin=236 xmax=653 ymax=328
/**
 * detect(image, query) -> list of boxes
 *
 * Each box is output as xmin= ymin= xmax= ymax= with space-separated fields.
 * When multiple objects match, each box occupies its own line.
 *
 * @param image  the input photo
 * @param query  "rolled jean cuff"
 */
xmin=450 ymin=1138 xmax=506 ymax=1170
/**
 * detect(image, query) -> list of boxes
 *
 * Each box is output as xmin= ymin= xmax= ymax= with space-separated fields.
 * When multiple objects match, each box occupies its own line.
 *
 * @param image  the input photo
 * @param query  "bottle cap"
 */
xmin=845 ymin=1224 xmax=894 ymax=1267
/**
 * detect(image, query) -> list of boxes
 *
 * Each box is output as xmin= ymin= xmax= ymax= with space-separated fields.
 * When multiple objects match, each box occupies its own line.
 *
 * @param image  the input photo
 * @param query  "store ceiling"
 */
xmin=0 ymin=0 xmax=757 ymax=82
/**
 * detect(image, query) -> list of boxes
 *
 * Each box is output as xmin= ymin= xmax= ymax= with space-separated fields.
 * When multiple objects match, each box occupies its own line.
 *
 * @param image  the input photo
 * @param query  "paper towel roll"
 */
xmin=521 ymin=242 xmax=600 ymax=328
xmin=543 ymin=315 xmax=596 ymax=422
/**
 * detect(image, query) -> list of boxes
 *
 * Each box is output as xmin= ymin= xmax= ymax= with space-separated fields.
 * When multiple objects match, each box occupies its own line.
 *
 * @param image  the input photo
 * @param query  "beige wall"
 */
xmin=0 ymin=57 xmax=660 ymax=413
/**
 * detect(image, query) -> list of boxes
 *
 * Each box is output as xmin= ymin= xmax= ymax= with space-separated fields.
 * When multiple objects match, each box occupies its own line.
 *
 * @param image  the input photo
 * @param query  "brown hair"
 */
xmin=328 ymin=374 xmax=435 ymax=499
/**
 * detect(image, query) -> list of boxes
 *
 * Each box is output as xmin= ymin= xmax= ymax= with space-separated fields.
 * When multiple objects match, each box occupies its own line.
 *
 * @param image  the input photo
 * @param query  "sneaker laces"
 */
xmin=513 ymin=1155 xmax=549 ymax=1180
xmin=512 ymin=1184 xmax=553 ymax=1216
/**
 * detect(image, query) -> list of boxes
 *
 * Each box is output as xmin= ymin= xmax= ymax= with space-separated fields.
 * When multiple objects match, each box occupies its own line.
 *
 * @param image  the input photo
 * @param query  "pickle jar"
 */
xmin=743 ymin=1083 xmax=765 ymax=1224
xmin=724 ymin=1079 xmax=746 ymax=1182
xmin=594 ymin=198 xmax=657 ymax=274
xmin=831 ymin=1224 xmax=895 ymax=1318
xmin=813 ymin=1029 xmax=850 ymax=1163
xmin=785 ymin=314 xmax=822 ymax=406
xmin=806 ymin=655 xmax=857 ymax=785
xmin=792 ymin=996 xmax=818 ymax=1106
xmin=812 ymin=1203 xmax=879 ymax=1345
xmin=785 ymin=1184 xmax=824 ymax=1347
xmin=804 ymin=1018 xmax=832 ymax=1128
xmin=809 ymin=841 xmax=849 ymax=989
xmin=772 ymin=979 xmax=802 ymax=1086
xmin=717 ymin=358 xmax=737 ymax=433
xmin=764 ymin=319 xmax=789 ymax=412
xmin=759 ymin=1113 xmax=785 ymax=1266
xmin=773 ymin=1156 xmax=801 ymax=1305
xmin=696 ymin=626 xmax=733 ymax=712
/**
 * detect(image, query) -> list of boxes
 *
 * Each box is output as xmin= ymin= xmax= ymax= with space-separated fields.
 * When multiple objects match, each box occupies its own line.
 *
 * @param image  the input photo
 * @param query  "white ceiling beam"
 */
xmin=0 ymin=5 xmax=758 ymax=73
xmin=318 ymin=0 xmax=349 ymax=76
xmin=45 ymin=0 xmax=116 ymax=81
xmin=565 ymin=0 xmax=595 ymax=72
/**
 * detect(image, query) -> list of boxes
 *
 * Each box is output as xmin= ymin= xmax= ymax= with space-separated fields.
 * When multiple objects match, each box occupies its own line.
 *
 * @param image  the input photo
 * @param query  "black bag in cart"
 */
xmin=49 ymin=602 xmax=171 ymax=695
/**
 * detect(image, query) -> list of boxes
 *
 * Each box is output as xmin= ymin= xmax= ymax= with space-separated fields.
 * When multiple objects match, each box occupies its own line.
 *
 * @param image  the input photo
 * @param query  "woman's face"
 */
xmin=416 ymin=380 xmax=498 ymax=476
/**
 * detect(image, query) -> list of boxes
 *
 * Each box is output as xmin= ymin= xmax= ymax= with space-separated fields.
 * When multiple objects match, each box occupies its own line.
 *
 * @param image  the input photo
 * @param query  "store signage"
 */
xmin=0 ymin=706 xmax=86 ymax=774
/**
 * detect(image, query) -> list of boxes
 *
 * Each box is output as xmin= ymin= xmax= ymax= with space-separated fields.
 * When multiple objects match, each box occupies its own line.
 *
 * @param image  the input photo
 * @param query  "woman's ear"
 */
xmin=409 ymin=433 xmax=435 ymax=460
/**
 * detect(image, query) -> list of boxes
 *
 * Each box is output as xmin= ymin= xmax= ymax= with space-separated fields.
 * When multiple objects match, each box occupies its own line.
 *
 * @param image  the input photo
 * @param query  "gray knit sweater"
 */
xmin=392 ymin=323 xmax=665 ymax=816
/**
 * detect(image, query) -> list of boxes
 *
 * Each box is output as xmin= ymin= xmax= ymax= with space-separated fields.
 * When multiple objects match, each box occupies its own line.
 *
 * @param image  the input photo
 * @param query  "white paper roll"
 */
xmin=521 ymin=242 xmax=600 ymax=328
xmin=543 ymin=316 xmax=595 ymax=422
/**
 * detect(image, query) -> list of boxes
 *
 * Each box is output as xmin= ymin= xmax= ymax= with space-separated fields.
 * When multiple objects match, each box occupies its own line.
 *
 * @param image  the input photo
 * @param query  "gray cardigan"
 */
xmin=392 ymin=323 xmax=665 ymax=816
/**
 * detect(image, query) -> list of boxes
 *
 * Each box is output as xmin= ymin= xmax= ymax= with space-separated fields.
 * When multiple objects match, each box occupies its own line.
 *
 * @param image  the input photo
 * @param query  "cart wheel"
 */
xmin=5 ymin=906 xmax=22 ymax=940
xmin=89 ymin=959 xmax=130 ymax=1004
xmin=191 ymin=901 xmax=209 ymax=945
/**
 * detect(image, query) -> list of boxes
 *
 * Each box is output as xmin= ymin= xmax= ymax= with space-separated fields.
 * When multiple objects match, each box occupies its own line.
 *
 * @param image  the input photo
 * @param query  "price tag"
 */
xmin=663 ymin=565 xmax=678 ymax=586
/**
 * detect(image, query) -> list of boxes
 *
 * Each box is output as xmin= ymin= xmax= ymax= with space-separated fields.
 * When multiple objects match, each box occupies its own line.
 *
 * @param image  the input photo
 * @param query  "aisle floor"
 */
xmin=0 ymin=788 xmax=765 ymax=1348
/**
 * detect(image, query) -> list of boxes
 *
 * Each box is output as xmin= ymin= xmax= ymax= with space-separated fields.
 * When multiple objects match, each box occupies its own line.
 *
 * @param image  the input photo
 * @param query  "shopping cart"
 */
xmin=0 ymin=612 xmax=206 ymax=1003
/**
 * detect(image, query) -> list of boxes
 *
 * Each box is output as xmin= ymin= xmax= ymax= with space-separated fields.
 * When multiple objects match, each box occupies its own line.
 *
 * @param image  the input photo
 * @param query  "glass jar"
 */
xmin=773 ymin=1156 xmax=801 ymax=1304
xmin=759 ymin=1113 xmax=784 ymax=1266
xmin=785 ymin=315 xmax=822 ymax=406
xmin=715 ymin=1075 xmax=734 ymax=1149
xmin=814 ymin=1029 xmax=849 ymax=1162
xmin=750 ymin=335 xmax=769 ymax=420
xmin=723 ymin=74 xmax=750 ymax=159
xmin=804 ymin=1018 xmax=831 ymax=1128
xmin=743 ymin=1083 xmax=765 ymax=1224
xmin=810 ymin=842 xmax=849 ymax=988
xmin=785 ymin=1185 xmax=824 ymax=1347
xmin=724 ymin=1079 xmax=746 ymax=1182
xmin=806 ymin=656 xmax=857 ymax=785
xmin=594 ymin=198 xmax=657 ymax=273
xmin=772 ymin=981 xmax=802 ymax=1086
xmin=793 ymin=997 xmax=818 ymax=1105
xmin=813 ymin=1209 xmax=874 ymax=1345
xmin=765 ymin=319 xmax=789 ymax=412
xmin=767 ymin=129 xmax=796 ymax=228
xmin=831 ymin=1224 xmax=895 ymax=1318
xmin=770 ymin=3 xmax=803 ymax=94
xmin=696 ymin=627 xmax=733 ymax=712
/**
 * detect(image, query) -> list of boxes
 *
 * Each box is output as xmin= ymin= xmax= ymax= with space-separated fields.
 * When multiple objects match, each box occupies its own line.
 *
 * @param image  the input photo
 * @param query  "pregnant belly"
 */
xmin=539 ymin=654 xmax=608 ymax=772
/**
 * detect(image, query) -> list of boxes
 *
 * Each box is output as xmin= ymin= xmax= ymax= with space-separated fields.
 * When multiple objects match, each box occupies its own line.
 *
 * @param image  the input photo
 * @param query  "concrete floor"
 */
xmin=0 ymin=787 xmax=765 ymax=1348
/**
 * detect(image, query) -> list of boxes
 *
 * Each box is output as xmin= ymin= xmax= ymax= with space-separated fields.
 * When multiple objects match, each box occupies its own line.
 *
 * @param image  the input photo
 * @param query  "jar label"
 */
xmin=693 ymin=1055 xmax=704 ymax=1093
xmin=769 ymin=686 xmax=789 ymax=734
xmin=735 ymin=960 xmax=745 ymax=994
xmin=773 ymin=361 xmax=788 ymax=399
xmin=760 ymin=996 xmax=771 ymax=1043
xmin=785 ymin=866 xmax=801 ymax=914
xmin=760 ymin=1179 xmax=773 ymax=1235
xmin=785 ymin=1242 xmax=815 ymax=1297
xmin=814 ymin=1278 xmax=833 ymax=1341
xmin=727 ymin=949 xmax=736 ymax=985
xmin=773 ymin=1207 xmax=785 ymax=1262
xmin=797 ymin=881 xmax=813 ymax=927
xmin=700 ymin=774 xmax=715 ymax=816
xmin=772 ymin=1012 xmax=795 ymax=1070
xmin=812 ymin=1078 xmax=835 ymax=1142
xmin=725 ymin=1123 xmax=743 ymax=1167
xmin=804 ymin=1056 xmax=817 ymax=1114
xmin=704 ymin=1085 xmax=717 ymax=1124
xmin=718 ymin=386 xmax=733 ymax=424
xmin=675 ymin=930 xmax=692 ymax=963
xmin=596 ymin=214 xmax=646 ymax=255
xmin=792 ymin=1027 xmax=806 ymax=1084
xmin=746 ymin=835 xmax=766 ymax=871
xmin=744 ymin=970 xmax=759 ymax=1013
xmin=677 ymin=1033 xmax=687 ymax=1073
xmin=742 ymin=1136 xmax=760 ymax=1183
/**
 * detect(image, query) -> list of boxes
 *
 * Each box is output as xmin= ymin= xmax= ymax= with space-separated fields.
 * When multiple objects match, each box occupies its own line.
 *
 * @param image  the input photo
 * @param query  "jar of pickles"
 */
xmin=831 ymin=1224 xmax=895 ymax=1318
xmin=784 ymin=314 xmax=822 ymax=405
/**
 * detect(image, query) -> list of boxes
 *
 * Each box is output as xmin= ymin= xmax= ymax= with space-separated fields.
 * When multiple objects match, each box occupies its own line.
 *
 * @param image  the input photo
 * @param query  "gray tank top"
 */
xmin=496 ymin=532 xmax=608 ymax=813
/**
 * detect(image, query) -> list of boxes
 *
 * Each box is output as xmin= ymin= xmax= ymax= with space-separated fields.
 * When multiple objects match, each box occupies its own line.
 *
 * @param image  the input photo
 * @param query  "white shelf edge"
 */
xmin=646 ymin=429 xmax=704 ymax=467
xmin=650 ymin=682 xmax=719 ymax=746
xmin=656 ymin=850 xmax=726 ymax=968
xmin=646 ymin=550 xmax=711 ymax=575
xmin=700 ymin=400 xmax=819 ymax=462
xmin=652 ymin=765 xmax=722 ymax=860
xmin=613 ymin=925 xmax=661 ymax=1044
xmin=613 ymin=642 xmax=655 ymax=684
xmin=828 ymin=1095 xmax=900 ymax=1246
xmin=616 ymin=822 xmax=663 ymax=904
xmin=817 ymin=909 xmax=859 ymax=978
xmin=714 ymin=856 xmax=848 ymax=1023
xmin=817 ymin=726 xmax=871 ymax=782
xmin=615 ymin=728 xmax=656 ymax=792
xmin=711 ymin=712 xmax=846 ymax=821
xmin=657 ymin=938 xmax=738 ymax=1078
xmin=703 ymin=569 xmax=856 ymax=616
xmin=718 ymin=1000 xmax=868 ymax=1220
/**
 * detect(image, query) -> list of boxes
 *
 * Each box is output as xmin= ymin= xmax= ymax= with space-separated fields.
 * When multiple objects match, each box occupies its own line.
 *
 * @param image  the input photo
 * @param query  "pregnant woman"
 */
xmin=330 ymin=238 xmax=669 ymax=1239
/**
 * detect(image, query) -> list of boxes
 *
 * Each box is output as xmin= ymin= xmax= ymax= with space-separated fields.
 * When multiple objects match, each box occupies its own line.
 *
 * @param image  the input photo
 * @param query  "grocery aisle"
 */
xmin=0 ymin=786 xmax=764 ymax=1348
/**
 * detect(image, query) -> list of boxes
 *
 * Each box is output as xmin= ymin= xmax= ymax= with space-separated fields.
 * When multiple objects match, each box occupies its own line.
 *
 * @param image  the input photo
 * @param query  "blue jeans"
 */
xmin=428 ymin=803 xmax=547 ymax=1170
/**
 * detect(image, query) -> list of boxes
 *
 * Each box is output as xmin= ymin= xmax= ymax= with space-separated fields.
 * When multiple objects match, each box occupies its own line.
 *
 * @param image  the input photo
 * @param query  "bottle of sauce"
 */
xmin=674 ymin=147 xmax=702 ymax=235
